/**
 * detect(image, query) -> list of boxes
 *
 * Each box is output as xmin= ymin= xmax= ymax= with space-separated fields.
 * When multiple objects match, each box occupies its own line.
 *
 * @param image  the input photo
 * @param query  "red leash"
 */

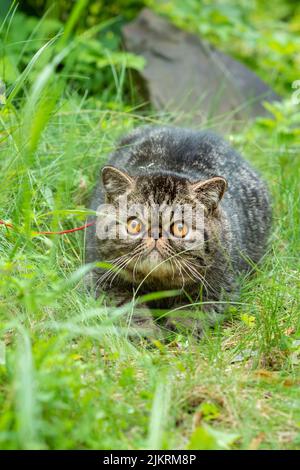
xmin=0 ymin=219 xmax=95 ymax=235
xmin=0 ymin=220 xmax=13 ymax=229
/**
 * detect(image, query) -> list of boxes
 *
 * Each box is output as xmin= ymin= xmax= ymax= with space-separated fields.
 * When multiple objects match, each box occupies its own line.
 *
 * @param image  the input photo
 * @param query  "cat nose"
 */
xmin=148 ymin=225 xmax=162 ymax=239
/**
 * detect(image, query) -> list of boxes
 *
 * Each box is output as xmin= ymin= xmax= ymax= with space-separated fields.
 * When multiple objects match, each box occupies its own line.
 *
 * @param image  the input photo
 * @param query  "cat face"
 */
xmin=96 ymin=166 xmax=227 ymax=289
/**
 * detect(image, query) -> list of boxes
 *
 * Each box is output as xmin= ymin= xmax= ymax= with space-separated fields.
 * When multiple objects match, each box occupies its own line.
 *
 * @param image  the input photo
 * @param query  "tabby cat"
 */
xmin=86 ymin=126 xmax=271 ymax=336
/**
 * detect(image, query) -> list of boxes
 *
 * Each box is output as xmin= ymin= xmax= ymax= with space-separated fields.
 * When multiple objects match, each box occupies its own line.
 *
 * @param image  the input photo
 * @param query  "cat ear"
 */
xmin=101 ymin=166 xmax=134 ymax=196
xmin=191 ymin=176 xmax=227 ymax=211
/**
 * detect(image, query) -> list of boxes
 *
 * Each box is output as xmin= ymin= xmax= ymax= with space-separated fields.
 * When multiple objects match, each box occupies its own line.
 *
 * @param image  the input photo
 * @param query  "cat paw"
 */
xmin=164 ymin=316 xmax=204 ymax=340
xmin=129 ymin=309 xmax=163 ymax=340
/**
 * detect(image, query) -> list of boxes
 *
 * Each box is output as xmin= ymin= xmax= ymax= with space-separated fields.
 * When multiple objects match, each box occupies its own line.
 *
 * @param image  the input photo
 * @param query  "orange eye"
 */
xmin=127 ymin=217 xmax=143 ymax=235
xmin=171 ymin=221 xmax=189 ymax=238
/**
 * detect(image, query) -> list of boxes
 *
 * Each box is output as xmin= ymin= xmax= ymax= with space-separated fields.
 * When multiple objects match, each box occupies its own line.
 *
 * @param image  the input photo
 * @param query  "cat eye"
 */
xmin=171 ymin=221 xmax=189 ymax=238
xmin=127 ymin=217 xmax=143 ymax=235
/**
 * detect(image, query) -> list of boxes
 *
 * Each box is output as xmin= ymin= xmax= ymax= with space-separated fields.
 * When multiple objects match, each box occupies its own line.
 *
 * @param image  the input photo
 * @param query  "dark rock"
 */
xmin=122 ymin=9 xmax=280 ymax=133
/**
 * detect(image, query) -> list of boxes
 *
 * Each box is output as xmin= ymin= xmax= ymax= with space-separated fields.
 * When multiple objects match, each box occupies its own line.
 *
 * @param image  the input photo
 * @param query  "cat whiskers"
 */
xmin=110 ymin=247 xmax=146 ymax=286
xmin=179 ymin=256 xmax=218 ymax=296
xmin=180 ymin=258 xmax=210 ymax=294
xmin=169 ymin=258 xmax=176 ymax=281
xmin=95 ymin=263 xmax=123 ymax=291
xmin=97 ymin=253 xmax=129 ymax=284
xmin=108 ymin=256 xmax=137 ymax=287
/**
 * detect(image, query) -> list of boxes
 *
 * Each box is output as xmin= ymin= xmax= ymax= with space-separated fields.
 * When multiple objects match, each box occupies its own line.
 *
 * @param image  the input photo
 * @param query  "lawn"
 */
xmin=0 ymin=1 xmax=299 ymax=450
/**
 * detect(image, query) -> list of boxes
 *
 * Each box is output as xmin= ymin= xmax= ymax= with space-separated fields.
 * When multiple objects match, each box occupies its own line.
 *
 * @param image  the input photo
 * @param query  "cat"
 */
xmin=86 ymin=126 xmax=271 ymax=336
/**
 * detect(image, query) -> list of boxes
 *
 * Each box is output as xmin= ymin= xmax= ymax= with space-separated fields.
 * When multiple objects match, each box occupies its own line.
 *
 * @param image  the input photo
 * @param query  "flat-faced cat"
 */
xmin=86 ymin=126 xmax=271 ymax=336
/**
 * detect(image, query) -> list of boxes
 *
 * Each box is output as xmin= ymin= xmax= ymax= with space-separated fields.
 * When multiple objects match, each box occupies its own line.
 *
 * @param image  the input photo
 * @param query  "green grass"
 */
xmin=0 ymin=4 xmax=299 ymax=450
